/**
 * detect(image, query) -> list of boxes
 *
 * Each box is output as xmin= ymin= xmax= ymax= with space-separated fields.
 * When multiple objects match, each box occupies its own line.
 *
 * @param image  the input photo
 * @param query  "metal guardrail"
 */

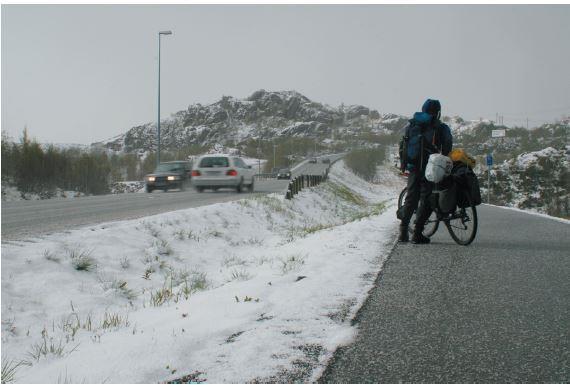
xmin=285 ymin=174 xmax=327 ymax=200
xmin=254 ymin=173 xmax=276 ymax=180
xmin=284 ymin=156 xmax=343 ymax=200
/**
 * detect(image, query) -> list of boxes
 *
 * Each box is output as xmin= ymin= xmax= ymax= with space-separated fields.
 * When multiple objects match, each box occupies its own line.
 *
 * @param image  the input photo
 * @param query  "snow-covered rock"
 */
xmin=482 ymin=146 xmax=569 ymax=218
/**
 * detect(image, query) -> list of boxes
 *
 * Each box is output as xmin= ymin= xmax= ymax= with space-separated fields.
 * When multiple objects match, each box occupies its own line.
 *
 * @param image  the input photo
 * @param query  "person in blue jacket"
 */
xmin=398 ymin=99 xmax=453 ymax=243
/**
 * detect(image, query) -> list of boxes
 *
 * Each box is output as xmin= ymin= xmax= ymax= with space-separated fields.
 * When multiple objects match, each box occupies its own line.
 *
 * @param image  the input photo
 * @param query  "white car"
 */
xmin=191 ymin=154 xmax=255 ymax=193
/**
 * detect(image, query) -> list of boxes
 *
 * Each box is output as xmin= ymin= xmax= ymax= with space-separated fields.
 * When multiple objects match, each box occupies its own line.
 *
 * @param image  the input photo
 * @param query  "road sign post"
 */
xmin=486 ymin=153 xmax=493 ymax=204
xmin=491 ymin=130 xmax=506 ymax=138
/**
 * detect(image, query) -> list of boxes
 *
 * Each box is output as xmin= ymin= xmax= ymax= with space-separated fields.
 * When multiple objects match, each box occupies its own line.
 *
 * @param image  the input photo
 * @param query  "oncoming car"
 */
xmin=191 ymin=155 xmax=255 ymax=193
xmin=145 ymin=161 xmax=192 ymax=193
xmin=277 ymin=168 xmax=292 ymax=180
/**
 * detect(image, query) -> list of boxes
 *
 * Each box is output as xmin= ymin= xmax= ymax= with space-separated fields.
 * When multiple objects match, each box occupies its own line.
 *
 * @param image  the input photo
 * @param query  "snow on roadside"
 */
xmin=1 ymin=185 xmax=86 ymax=202
xmin=1 ymin=161 xmax=402 ymax=384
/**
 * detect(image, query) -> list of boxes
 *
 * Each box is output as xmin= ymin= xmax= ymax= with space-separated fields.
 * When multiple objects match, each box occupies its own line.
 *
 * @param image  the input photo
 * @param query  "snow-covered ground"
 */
xmin=1 ymin=161 xmax=403 ymax=384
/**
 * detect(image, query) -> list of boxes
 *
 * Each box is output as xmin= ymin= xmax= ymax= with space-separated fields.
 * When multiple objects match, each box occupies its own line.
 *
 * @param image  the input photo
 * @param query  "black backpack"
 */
xmin=399 ymin=118 xmax=442 ymax=172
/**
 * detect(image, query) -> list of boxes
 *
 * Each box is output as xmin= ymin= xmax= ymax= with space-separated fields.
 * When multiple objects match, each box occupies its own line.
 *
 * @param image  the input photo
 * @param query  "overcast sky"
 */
xmin=2 ymin=5 xmax=569 ymax=144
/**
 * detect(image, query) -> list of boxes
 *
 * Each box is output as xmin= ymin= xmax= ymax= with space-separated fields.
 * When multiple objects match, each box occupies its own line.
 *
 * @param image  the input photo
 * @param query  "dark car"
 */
xmin=277 ymin=168 xmax=292 ymax=180
xmin=145 ymin=161 xmax=192 ymax=193
xmin=321 ymin=158 xmax=330 ymax=164
xmin=308 ymin=158 xmax=318 ymax=164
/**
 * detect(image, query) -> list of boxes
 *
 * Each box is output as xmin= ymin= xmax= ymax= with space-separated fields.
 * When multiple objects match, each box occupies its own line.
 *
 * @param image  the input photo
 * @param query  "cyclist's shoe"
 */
xmin=411 ymin=229 xmax=430 ymax=244
xmin=398 ymin=225 xmax=409 ymax=242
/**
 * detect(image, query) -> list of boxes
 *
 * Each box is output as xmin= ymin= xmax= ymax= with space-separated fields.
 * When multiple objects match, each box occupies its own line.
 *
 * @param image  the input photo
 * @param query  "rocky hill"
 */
xmin=93 ymin=90 xmax=410 ymax=155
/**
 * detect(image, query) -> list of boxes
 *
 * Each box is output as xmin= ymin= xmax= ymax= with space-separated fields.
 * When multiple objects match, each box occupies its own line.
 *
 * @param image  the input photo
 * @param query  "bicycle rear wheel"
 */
xmin=445 ymin=190 xmax=478 ymax=245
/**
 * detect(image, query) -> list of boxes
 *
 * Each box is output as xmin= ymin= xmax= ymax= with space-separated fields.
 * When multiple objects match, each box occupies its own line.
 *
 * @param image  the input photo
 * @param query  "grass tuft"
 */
xmin=253 ymin=195 xmax=286 ymax=213
xmin=222 ymin=254 xmax=247 ymax=268
xmin=119 ymin=256 xmax=130 ymax=269
xmin=280 ymin=254 xmax=306 ymax=274
xmin=101 ymin=312 xmax=130 ymax=329
xmin=326 ymin=182 xmax=366 ymax=206
xmin=302 ymin=223 xmax=334 ymax=235
xmin=43 ymin=250 xmax=61 ymax=263
xmin=208 ymin=229 xmax=223 ymax=238
xmin=68 ymin=249 xmax=95 ymax=272
xmin=155 ymin=239 xmax=173 ymax=256
xmin=143 ymin=222 xmax=161 ymax=238
xmin=142 ymin=267 xmax=155 ymax=280
xmin=229 ymin=237 xmax=264 ymax=247
xmin=1 ymin=358 xmax=28 ymax=384
xmin=186 ymin=230 xmax=201 ymax=242
xmin=112 ymin=279 xmax=137 ymax=300
xmin=173 ymin=229 xmax=186 ymax=240
xmin=27 ymin=331 xmax=77 ymax=361
xmin=229 ymin=268 xmax=252 ymax=281
xmin=149 ymin=287 xmax=174 ymax=307
xmin=189 ymin=271 xmax=208 ymax=292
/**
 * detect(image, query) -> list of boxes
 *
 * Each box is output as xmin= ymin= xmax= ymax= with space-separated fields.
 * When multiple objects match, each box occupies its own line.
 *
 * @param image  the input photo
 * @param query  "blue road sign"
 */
xmin=486 ymin=154 xmax=493 ymax=166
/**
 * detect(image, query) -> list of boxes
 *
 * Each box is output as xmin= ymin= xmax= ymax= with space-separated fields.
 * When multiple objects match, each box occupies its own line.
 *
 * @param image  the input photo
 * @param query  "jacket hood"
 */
xmin=421 ymin=99 xmax=441 ymax=116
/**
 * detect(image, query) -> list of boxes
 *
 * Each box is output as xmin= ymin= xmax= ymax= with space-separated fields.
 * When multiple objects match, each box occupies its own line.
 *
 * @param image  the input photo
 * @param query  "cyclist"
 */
xmin=397 ymin=99 xmax=453 ymax=244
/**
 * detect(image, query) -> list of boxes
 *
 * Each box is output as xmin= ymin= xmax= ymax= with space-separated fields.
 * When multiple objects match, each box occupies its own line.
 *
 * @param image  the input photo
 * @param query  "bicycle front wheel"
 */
xmin=423 ymin=211 xmax=440 ymax=237
xmin=398 ymin=187 xmax=407 ymax=210
xmin=445 ymin=190 xmax=478 ymax=246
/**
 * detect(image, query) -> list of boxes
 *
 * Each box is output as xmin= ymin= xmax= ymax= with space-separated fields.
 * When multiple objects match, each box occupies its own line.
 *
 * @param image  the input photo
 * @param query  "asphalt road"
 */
xmin=1 ymin=157 xmax=336 ymax=241
xmin=319 ymin=204 xmax=570 ymax=383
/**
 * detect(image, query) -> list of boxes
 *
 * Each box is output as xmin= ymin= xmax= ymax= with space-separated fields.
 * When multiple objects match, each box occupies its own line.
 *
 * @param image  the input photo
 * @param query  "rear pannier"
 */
xmin=452 ymin=163 xmax=482 ymax=207
xmin=437 ymin=176 xmax=458 ymax=213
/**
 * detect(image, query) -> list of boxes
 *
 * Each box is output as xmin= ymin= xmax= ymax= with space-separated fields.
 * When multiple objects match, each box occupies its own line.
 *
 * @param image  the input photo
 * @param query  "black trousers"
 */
xmin=400 ymin=171 xmax=433 ymax=229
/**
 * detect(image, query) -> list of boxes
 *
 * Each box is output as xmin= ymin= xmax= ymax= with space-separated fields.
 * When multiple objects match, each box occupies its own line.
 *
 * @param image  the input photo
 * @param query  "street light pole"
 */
xmin=273 ymin=143 xmax=277 ymax=170
xmin=157 ymin=30 xmax=172 ymax=166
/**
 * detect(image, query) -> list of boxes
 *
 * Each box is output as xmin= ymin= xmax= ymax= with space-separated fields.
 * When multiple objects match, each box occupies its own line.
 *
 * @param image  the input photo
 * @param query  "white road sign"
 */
xmin=492 ymin=129 xmax=506 ymax=138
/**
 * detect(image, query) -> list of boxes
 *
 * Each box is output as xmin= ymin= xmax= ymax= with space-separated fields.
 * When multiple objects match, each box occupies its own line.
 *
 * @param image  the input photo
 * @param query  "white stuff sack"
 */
xmin=425 ymin=154 xmax=453 ymax=183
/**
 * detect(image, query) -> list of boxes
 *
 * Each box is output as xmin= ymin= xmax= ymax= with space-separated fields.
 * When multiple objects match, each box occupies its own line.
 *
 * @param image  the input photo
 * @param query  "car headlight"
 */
xmin=167 ymin=176 xmax=180 ymax=181
xmin=147 ymin=176 xmax=155 ymax=182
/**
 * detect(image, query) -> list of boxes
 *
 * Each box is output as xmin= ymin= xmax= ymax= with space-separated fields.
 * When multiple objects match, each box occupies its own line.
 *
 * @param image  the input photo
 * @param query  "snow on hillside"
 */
xmin=38 ymin=143 xmax=90 ymax=151
xmin=1 ymin=162 xmax=402 ymax=384
xmin=483 ymin=146 xmax=569 ymax=218
xmin=515 ymin=146 xmax=562 ymax=168
xmin=445 ymin=116 xmax=493 ymax=136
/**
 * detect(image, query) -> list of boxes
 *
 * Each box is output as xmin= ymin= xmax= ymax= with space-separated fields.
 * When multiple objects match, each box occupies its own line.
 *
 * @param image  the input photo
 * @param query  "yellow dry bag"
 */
xmin=449 ymin=148 xmax=476 ymax=168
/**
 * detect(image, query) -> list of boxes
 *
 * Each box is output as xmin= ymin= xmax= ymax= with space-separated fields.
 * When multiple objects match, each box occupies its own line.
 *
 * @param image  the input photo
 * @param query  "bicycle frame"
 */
xmin=398 ymin=181 xmax=478 ymax=245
